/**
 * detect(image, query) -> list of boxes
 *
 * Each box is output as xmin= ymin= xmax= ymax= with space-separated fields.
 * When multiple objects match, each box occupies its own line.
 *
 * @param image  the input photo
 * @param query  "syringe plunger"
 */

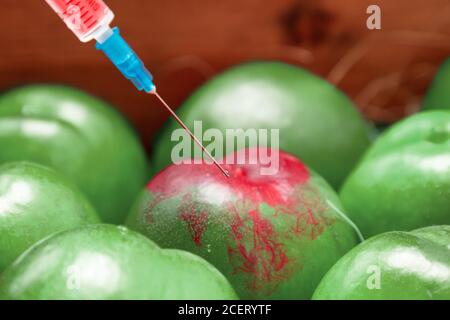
xmin=45 ymin=0 xmax=155 ymax=92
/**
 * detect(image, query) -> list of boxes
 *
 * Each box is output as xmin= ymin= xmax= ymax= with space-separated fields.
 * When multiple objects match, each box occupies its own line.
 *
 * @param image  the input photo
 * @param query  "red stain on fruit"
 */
xmin=147 ymin=148 xmax=310 ymax=203
xmin=144 ymin=148 xmax=334 ymax=295
xmin=144 ymin=194 xmax=165 ymax=224
xmin=227 ymin=201 xmax=294 ymax=293
xmin=281 ymin=185 xmax=332 ymax=240
xmin=226 ymin=184 xmax=330 ymax=293
xmin=178 ymin=194 xmax=208 ymax=246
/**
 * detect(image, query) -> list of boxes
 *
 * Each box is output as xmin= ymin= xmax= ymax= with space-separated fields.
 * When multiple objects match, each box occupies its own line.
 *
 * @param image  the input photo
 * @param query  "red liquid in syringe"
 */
xmin=45 ymin=0 xmax=113 ymax=42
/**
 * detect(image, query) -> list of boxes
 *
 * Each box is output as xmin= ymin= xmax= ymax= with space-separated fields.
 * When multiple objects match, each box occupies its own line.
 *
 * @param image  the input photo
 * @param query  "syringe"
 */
xmin=45 ymin=0 xmax=229 ymax=177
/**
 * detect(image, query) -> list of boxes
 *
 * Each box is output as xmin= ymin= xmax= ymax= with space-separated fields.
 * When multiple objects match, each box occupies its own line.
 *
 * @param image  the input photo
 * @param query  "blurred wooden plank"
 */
xmin=0 ymin=0 xmax=449 ymax=148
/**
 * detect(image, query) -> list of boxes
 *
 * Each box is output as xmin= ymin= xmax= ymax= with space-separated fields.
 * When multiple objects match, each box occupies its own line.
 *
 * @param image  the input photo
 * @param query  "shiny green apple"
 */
xmin=340 ymin=111 xmax=450 ymax=237
xmin=0 ymin=85 xmax=148 ymax=223
xmin=0 ymin=224 xmax=237 ymax=300
xmin=313 ymin=226 xmax=450 ymax=300
xmin=0 ymin=162 xmax=99 ymax=271
xmin=423 ymin=57 xmax=450 ymax=111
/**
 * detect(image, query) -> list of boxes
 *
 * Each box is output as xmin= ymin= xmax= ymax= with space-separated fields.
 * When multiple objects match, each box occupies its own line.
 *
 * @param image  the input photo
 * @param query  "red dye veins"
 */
xmin=178 ymin=194 xmax=208 ymax=246
xmin=144 ymin=194 xmax=165 ymax=225
xmin=281 ymin=184 xmax=331 ymax=240
xmin=227 ymin=202 xmax=293 ymax=293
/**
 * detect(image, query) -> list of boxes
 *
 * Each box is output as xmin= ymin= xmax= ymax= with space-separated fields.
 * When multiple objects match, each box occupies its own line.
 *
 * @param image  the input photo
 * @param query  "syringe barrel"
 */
xmin=45 ymin=0 xmax=155 ymax=92
xmin=45 ymin=0 xmax=114 ymax=42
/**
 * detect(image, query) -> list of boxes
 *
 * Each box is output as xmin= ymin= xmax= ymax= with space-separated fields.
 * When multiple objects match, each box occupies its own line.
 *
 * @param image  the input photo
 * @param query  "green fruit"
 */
xmin=0 ymin=224 xmax=237 ymax=300
xmin=127 ymin=148 xmax=360 ymax=299
xmin=423 ymin=57 xmax=450 ymax=111
xmin=313 ymin=226 xmax=450 ymax=300
xmin=151 ymin=62 xmax=372 ymax=188
xmin=340 ymin=111 xmax=450 ymax=237
xmin=0 ymin=162 xmax=99 ymax=271
xmin=0 ymin=85 xmax=148 ymax=223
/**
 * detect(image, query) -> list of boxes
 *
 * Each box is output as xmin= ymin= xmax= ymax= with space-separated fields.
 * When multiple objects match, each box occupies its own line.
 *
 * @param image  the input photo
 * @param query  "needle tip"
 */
xmin=150 ymin=90 xmax=230 ymax=179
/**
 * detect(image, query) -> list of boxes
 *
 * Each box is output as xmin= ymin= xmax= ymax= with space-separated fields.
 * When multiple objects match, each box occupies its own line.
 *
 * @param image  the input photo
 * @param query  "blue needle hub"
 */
xmin=96 ymin=27 xmax=155 ymax=93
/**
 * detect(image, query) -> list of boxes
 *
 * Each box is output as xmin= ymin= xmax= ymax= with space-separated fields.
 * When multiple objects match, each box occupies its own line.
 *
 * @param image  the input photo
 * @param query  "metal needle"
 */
xmin=151 ymin=89 xmax=230 ymax=178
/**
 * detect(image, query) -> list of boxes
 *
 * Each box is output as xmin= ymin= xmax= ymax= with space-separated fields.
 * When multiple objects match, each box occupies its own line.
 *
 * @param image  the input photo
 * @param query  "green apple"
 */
xmin=151 ymin=62 xmax=372 ymax=188
xmin=313 ymin=226 xmax=450 ymax=300
xmin=127 ymin=148 xmax=360 ymax=299
xmin=340 ymin=111 xmax=450 ymax=237
xmin=0 ymin=85 xmax=148 ymax=223
xmin=423 ymin=57 xmax=450 ymax=111
xmin=0 ymin=224 xmax=237 ymax=300
xmin=0 ymin=162 xmax=99 ymax=271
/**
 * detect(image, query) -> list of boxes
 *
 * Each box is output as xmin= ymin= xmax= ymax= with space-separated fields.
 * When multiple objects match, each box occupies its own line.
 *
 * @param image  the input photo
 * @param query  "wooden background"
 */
xmin=1 ymin=0 xmax=450 ymax=148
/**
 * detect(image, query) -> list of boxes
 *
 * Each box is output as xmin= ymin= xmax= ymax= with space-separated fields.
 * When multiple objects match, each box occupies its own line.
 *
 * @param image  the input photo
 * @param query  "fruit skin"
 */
xmin=151 ymin=62 xmax=372 ymax=189
xmin=340 ymin=111 xmax=450 ymax=237
xmin=312 ymin=226 xmax=450 ymax=300
xmin=0 ymin=85 xmax=148 ymax=223
xmin=423 ymin=57 xmax=450 ymax=111
xmin=0 ymin=162 xmax=99 ymax=272
xmin=0 ymin=224 xmax=237 ymax=300
xmin=126 ymin=148 xmax=360 ymax=299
